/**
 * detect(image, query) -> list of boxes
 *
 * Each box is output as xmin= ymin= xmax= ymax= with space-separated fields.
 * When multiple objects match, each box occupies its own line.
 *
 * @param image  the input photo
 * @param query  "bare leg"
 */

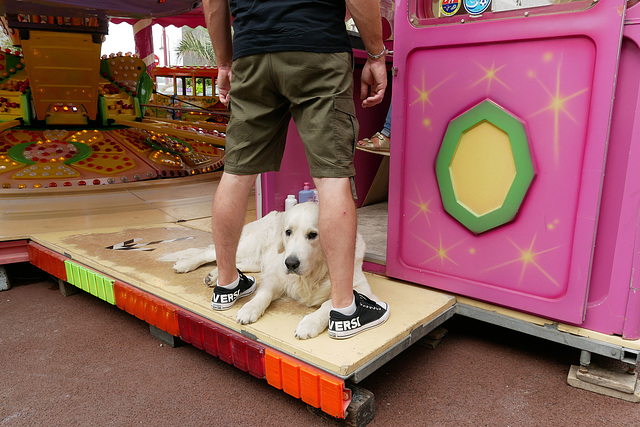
xmin=313 ymin=177 xmax=356 ymax=309
xmin=211 ymin=172 xmax=258 ymax=286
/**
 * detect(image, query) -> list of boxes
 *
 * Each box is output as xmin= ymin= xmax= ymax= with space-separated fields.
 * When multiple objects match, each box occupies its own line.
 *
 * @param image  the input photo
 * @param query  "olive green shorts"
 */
xmin=223 ymin=51 xmax=358 ymax=179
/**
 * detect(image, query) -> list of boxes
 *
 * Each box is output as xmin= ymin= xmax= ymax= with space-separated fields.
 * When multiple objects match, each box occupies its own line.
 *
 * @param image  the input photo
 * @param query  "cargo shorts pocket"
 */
xmin=333 ymin=95 xmax=358 ymax=167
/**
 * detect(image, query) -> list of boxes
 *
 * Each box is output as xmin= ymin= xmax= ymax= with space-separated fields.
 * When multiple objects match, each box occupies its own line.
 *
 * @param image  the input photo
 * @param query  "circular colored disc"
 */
xmin=8 ymin=140 xmax=92 ymax=165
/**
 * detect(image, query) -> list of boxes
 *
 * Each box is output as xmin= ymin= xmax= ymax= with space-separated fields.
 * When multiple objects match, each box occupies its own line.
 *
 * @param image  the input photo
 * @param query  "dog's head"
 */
xmin=278 ymin=202 xmax=325 ymax=276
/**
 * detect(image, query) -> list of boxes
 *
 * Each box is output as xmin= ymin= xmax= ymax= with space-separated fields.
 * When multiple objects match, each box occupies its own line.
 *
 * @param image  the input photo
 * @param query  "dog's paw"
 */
xmin=236 ymin=303 xmax=263 ymax=325
xmin=203 ymin=269 xmax=219 ymax=287
xmin=295 ymin=314 xmax=327 ymax=340
xmin=172 ymin=258 xmax=200 ymax=273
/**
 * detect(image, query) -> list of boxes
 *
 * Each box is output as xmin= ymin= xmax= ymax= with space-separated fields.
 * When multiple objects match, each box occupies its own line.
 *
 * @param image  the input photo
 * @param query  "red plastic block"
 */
xmin=231 ymin=337 xmax=249 ymax=372
xmin=189 ymin=319 xmax=205 ymax=350
xmin=202 ymin=323 xmax=219 ymax=357
xmin=27 ymin=242 xmax=67 ymax=281
xmin=177 ymin=311 xmax=192 ymax=342
xmin=216 ymin=329 xmax=233 ymax=364
xmin=246 ymin=342 xmax=265 ymax=379
xmin=177 ymin=311 xmax=266 ymax=378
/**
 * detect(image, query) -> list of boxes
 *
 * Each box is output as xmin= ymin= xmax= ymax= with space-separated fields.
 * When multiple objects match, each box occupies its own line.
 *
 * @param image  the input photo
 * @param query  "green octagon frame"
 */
xmin=435 ymin=100 xmax=535 ymax=234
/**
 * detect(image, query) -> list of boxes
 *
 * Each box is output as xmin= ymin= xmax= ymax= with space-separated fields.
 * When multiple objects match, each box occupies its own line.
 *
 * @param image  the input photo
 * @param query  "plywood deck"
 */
xmin=0 ymin=175 xmax=455 ymax=378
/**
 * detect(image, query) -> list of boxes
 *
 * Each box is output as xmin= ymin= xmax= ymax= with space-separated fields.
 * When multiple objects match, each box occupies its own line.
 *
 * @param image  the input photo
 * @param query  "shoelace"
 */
xmin=357 ymin=292 xmax=382 ymax=310
xmin=237 ymin=269 xmax=252 ymax=288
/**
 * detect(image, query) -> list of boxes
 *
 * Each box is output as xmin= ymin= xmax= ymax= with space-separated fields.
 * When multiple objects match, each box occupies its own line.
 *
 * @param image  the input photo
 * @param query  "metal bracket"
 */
xmin=456 ymin=303 xmax=640 ymax=365
xmin=349 ymin=305 xmax=456 ymax=383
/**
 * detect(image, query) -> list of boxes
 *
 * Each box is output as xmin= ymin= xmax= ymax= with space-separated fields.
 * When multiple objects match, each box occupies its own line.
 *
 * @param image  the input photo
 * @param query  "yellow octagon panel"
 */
xmin=450 ymin=121 xmax=516 ymax=217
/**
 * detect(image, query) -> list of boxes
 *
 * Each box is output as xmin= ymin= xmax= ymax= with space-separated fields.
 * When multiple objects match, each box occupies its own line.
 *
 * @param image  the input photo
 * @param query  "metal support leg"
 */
xmin=58 ymin=278 xmax=79 ymax=297
xmin=306 ymin=383 xmax=375 ymax=427
xmin=149 ymin=324 xmax=181 ymax=348
xmin=579 ymin=350 xmax=591 ymax=373
xmin=0 ymin=265 xmax=9 ymax=291
xmin=568 ymin=350 xmax=640 ymax=402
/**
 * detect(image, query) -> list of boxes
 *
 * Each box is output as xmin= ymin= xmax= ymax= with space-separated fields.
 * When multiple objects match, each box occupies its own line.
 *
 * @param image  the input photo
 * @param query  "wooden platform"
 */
xmin=0 ymin=174 xmax=455 ymax=379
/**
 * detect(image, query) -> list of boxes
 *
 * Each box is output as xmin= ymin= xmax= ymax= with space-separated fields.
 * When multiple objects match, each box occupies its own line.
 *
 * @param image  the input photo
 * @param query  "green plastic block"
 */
xmin=63 ymin=260 xmax=115 ymax=305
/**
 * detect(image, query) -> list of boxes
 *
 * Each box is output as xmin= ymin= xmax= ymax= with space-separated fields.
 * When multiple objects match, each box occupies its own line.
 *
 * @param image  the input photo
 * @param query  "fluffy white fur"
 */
xmin=158 ymin=201 xmax=377 ymax=339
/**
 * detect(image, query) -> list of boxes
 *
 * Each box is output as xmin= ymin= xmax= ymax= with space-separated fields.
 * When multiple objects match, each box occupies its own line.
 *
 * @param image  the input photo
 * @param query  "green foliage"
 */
xmin=176 ymin=31 xmax=215 ymax=66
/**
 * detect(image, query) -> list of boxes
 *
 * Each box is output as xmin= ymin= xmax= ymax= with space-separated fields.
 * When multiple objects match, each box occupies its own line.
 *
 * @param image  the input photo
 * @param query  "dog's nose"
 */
xmin=285 ymin=255 xmax=300 ymax=272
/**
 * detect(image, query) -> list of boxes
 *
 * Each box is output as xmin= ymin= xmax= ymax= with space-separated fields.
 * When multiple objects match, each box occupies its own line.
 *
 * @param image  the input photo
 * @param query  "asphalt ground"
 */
xmin=2 ymin=263 xmax=640 ymax=426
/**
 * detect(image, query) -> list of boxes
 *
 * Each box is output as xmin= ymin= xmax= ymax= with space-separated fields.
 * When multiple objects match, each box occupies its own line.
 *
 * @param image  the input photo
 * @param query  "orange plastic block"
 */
xmin=113 ymin=281 xmax=180 ymax=337
xmin=281 ymin=358 xmax=301 ymax=398
xmin=28 ymin=242 xmax=67 ymax=281
xmin=319 ymin=376 xmax=347 ymax=418
xmin=300 ymin=366 xmax=321 ymax=408
xmin=264 ymin=349 xmax=346 ymax=419
xmin=264 ymin=351 xmax=283 ymax=389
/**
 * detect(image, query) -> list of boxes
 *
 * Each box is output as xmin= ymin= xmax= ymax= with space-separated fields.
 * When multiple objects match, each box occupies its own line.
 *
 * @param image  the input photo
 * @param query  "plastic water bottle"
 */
xmin=285 ymin=194 xmax=297 ymax=211
xmin=298 ymin=182 xmax=315 ymax=203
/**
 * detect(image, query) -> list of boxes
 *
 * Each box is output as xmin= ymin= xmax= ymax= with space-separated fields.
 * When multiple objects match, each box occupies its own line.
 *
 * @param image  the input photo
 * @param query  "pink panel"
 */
xmin=0 ymin=240 xmax=29 ymax=264
xmin=388 ymin=0 xmax=626 ymax=324
xmin=582 ymin=14 xmax=640 ymax=338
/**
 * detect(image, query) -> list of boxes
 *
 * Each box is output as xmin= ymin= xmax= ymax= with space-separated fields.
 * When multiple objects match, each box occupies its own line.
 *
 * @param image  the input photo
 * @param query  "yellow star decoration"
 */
xmin=528 ymin=57 xmax=588 ymax=164
xmin=470 ymin=61 xmax=511 ymax=93
xmin=546 ymin=218 xmax=560 ymax=230
xmin=483 ymin=235 xmax=561 ymax=287
xmin=409 ymin=182 xmax=433 ymax=227
xmin=416 ymin=233 xmax=464 ymax=266
xmin=411 ymin=72 xmax=453 ymax=114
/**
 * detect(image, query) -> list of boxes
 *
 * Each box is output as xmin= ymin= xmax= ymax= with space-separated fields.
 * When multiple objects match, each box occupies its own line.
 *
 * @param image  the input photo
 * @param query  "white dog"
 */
xmin=159 ymin=201 xmax=378 ymax=339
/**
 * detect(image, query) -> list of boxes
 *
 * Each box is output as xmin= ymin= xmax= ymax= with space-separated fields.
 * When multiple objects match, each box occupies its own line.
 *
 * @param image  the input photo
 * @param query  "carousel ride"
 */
xmin=0 ymin=1 xmax=225 ymax=190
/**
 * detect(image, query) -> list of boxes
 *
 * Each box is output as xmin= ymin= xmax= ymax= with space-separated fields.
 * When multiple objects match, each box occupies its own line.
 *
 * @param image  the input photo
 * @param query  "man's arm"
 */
xmin=346 ymin=0 xmax=388 ymax=108
xmin=203 ymin=0 xmax=233 ymax=105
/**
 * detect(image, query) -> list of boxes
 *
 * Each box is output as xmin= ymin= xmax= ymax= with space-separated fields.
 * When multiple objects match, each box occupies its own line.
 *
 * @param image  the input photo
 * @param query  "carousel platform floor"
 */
xmin=0 ymin=174 xmax=455 ymax=379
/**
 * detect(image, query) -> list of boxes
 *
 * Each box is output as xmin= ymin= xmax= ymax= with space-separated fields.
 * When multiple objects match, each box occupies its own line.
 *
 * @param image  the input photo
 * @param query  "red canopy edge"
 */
xmin=110 ymin=7 xmax=206 ymax=28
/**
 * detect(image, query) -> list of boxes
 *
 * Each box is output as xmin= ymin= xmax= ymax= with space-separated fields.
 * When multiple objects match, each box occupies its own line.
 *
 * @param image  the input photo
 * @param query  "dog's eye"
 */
xmin=307 ymin=231 xmax=318 ymax=240
xmin=285 ymin=229 xmax=292 ymax=236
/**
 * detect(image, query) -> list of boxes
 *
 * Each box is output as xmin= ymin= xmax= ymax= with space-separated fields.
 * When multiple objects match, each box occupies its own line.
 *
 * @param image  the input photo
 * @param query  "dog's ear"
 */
xmin=276 ymin=213 xmax=285 ymax=254
xmin=277 ymin=236 xmax=285 ymax=254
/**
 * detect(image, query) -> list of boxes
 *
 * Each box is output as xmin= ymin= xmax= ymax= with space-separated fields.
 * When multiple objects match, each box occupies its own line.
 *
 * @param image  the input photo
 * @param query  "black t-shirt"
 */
xmin=229 ymin=0 xmax=352 ymax=60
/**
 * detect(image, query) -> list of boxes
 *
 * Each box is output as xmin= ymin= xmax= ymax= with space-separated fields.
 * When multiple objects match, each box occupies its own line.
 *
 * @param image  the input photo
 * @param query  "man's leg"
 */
xmin=315 ymin=176 xmax=390 ymax=339
xmin=211 ymin=171 xmax=258 ymax=286
xmin=313 ymin=177 xmax=356 ymax=309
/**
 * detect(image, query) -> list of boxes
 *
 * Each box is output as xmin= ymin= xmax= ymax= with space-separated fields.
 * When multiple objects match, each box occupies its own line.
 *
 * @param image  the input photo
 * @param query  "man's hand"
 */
xmin=360 ymin=57 xmax=387 ymax=108
xmin=346 ymin=0 xmax=388 ymax=107
xmin=216 ymin=66 xmax=232 ymax=106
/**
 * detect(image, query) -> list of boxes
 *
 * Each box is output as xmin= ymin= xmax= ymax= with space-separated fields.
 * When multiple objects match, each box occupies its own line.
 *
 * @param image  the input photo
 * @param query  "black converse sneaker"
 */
xmin=211 ymin=269 xmax=256 ymax=310
xmin=328 ymin=291 xmax=390 ymax=339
